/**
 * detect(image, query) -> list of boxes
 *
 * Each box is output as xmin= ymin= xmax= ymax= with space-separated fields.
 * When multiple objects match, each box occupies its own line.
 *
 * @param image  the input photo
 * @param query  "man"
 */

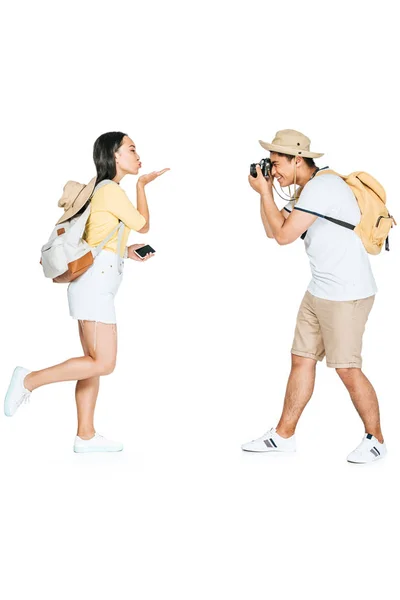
xmin=242 ymin=129 xmax=386 ymax=463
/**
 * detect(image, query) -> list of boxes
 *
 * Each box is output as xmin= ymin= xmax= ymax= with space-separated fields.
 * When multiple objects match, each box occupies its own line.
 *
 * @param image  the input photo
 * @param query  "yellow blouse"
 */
xmin=84 ymin=182 xmax=146 ymax=257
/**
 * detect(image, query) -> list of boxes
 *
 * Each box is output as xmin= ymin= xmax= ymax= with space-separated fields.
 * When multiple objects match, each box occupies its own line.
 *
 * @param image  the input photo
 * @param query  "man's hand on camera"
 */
xmin=248 ymin=164 xmax=273 ymax=196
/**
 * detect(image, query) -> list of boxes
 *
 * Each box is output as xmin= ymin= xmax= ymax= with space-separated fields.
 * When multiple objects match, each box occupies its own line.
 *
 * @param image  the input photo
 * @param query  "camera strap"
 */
xmin=273 ymin=162 xmax=327 ymax=202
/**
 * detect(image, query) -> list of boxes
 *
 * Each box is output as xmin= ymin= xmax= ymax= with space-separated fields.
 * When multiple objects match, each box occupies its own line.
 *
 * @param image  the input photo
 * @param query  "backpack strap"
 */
xmin=299 ymin=168 xmax=356 ymax=240
xmin=92 ymin=222 xmax=125 ymax=257
xmin=91 ymin=179 xmax=126 ymax=268
xmin=116 ymin=220 xmax=126 ymax=271
xmin=317 ymin=214 xmax=355 ymax=230
xmin=300 ymin=212 xmax=355 ymax=239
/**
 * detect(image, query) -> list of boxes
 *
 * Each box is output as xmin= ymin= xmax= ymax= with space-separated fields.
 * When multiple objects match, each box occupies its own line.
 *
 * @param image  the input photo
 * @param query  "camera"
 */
xmin=250 ymin=157 xmax=272 ymax=179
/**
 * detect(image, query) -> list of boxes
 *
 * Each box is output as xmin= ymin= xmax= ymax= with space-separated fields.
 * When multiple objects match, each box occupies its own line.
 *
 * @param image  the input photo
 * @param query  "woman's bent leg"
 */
xmin=24 ymin=321 xmax=117 ymax=392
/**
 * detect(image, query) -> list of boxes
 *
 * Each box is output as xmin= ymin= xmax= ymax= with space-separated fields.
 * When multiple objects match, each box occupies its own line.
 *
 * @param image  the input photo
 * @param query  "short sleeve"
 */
xmin=102 ymin=184 xmax=146 ymax=231
xmin=294 ymin=175 xmax=337 ymax=217
xmin=283 ymin=200 xmax=295 ymax=213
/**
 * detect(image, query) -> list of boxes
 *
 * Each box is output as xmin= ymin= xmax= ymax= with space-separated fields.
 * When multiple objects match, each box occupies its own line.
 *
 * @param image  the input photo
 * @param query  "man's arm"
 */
xmin=261 ymin=203 xmax=291 ymax=238
xmin=261 ymin=191 xmax=318 ymax=245
xmin=249 ymin=165 xmax=318 ymax=245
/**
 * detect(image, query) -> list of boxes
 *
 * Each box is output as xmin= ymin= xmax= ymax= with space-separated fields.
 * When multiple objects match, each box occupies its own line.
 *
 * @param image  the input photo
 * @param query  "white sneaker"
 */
xmin=241 ymin=427 xmax=296 ymax=452
xmin=347 ymin=433 xmax=387 ymax=464
xmin=73 ymin=433 xmax=123 ymax=453
xmin=4 ymin=367 xmax=32 ymax=417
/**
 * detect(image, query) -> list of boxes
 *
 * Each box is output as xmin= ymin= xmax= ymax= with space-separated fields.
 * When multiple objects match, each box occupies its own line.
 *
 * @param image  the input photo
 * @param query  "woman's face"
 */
xmin=115 ymin=136 xmax=142 ymax=175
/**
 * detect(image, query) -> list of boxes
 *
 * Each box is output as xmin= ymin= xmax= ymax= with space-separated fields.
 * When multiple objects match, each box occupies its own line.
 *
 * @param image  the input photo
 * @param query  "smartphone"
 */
xmin=134 ymin=244 xmax=156 ymax=259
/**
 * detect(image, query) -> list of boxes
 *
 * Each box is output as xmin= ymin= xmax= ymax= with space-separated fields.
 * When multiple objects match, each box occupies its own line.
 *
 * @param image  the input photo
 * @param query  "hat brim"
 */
xmin=56 ymin=177 xmax=97 ymax=225
xmin=259 ymin=140 xmax=324 ymax=159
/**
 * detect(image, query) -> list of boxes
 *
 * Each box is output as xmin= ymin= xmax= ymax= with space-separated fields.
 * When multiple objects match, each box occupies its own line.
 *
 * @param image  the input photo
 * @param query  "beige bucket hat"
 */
xmin=259 ymin=129 xmax=324 ymax=159
xmin=56 ymin=176 xmax=97 ymax=225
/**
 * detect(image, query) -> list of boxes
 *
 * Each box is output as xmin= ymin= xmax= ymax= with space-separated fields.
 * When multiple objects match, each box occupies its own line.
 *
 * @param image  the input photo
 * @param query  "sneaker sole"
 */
xmin=347 ymin=455 xmax=385 ymax=464
xmin=73 ymin=446 xmax=124 ymax=453
xmin=241 ymin=447 xmax=296 ymax=453
xmin=4 ymin=367 xmax=23 ymax=417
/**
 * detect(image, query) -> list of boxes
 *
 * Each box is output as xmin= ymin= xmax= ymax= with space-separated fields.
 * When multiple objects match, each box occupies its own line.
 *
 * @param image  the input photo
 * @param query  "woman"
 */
xmin=4 ymin=131 xmax=169 ymax=452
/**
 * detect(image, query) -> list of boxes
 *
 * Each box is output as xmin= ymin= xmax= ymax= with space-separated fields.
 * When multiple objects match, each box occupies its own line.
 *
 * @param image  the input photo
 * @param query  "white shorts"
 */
xmin=67 ymin=250 xmax=124 ymax=324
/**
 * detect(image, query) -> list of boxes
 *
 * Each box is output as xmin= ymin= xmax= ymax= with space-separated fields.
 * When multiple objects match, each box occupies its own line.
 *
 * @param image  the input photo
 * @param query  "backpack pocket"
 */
xmin=373 ymin=215 xmax=393 ymax=246
xmin=41 ymin=237 xmax=68 ymax=278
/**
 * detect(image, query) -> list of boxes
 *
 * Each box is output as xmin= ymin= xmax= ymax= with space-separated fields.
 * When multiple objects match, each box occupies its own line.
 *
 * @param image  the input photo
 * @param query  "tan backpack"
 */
xmin=299 ymin=169 xmax=396 ymax=254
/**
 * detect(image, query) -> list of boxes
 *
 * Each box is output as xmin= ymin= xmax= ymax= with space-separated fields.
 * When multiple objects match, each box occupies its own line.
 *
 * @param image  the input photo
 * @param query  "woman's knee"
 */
xmin=95 ymin=359 xmax=117 ymax=376
xmin=81 ymin=322 xmax=117 ymax=376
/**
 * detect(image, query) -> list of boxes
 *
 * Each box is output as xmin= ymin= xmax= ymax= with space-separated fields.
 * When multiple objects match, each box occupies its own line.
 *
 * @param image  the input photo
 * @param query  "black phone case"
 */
xmin=135 ymin=245 xmax=155 ymax=258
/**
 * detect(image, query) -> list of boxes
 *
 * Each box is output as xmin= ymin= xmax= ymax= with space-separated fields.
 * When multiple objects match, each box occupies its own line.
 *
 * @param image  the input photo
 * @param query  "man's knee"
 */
xmin=291 ymin=354 xmax=316 ymax=371
xmin=336 ymin=367 xmax=360 ymax=381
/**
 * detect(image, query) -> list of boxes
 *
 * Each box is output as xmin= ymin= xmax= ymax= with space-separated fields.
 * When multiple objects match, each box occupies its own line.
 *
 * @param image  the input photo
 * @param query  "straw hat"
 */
xmin=259 ymin=129 xmax=324 ymax=159
xmin=56 ymin=176 xmax=97 ymax=225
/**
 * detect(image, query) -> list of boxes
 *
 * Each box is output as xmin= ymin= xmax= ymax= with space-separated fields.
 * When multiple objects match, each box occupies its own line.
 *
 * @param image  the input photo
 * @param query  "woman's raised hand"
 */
xmin=137 ymin=168 xmax=170 ymax=187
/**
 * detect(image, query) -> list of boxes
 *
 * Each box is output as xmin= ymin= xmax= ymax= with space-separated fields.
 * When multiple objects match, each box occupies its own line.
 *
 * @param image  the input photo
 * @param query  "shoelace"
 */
xmin=263 ymin=428 xmax=274 ymax=437
xmin=16 ymin=391 xmax=31 ymax=409
xmin=249 ymin=428 xmax=274 ymax=443
xmin=253 ymin=428 xmax=273 ymax=441
xmin=353 ymin=437 xmax=369 ymax=455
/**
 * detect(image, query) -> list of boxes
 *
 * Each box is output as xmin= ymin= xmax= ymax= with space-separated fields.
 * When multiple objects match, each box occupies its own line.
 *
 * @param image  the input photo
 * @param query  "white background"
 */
xmin=1 ymin=1 xmax=399 ymax=598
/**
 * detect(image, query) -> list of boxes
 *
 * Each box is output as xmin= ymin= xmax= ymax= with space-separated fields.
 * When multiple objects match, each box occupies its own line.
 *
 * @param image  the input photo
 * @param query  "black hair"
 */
xmin=276 ymin=152 xmax=316 ymax=168
xmin=93 ymin=131 xmax=128 ymax=185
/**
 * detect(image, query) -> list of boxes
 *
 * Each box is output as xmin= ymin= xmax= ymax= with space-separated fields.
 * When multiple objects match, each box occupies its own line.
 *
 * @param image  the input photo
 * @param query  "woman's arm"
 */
xmin=136 ymin=168 xmax=170 ymax=234
xmin=136 ymin=181 xmax=150 ymax=233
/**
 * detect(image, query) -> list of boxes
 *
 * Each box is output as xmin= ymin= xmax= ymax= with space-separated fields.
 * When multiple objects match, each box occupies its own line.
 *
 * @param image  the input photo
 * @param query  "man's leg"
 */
xmin=336 ymin=368 xmax=383 ymax=443
xmin=317 ymin=294 xmax=382 ymax=441
xmin=241 ymin=291 xmax=323 ymax=452
xmin=315 ymin=294 xmax=386 ymax=460
xmin=276 ymin=354 xmax=317 ymax=437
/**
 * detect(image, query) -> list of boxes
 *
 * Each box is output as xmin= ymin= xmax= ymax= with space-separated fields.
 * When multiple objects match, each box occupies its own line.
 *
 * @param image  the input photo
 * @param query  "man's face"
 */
xmin=270 ymin=152 xmax=295 ymax=187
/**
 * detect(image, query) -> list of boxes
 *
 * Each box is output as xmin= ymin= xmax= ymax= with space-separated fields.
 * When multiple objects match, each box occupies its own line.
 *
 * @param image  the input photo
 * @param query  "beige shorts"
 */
xmin=291 ymin=291 xmax=375 ymax=368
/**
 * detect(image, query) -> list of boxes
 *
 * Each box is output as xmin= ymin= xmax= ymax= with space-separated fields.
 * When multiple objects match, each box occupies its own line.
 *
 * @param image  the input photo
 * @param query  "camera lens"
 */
xmin=250 ymin=163 xmax=258 ymax=178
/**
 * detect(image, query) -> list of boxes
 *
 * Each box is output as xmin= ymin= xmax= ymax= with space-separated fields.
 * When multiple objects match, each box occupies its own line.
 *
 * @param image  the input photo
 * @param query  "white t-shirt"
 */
xmin=284 ymin=173 xmax=377 ymax=301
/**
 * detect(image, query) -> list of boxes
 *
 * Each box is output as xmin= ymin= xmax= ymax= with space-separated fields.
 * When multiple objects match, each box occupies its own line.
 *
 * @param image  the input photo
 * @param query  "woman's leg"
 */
xmin=24 ymin=321 xmax=117 ymax=392
xmin=75 ymin=321 xmax=112 ymax=439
